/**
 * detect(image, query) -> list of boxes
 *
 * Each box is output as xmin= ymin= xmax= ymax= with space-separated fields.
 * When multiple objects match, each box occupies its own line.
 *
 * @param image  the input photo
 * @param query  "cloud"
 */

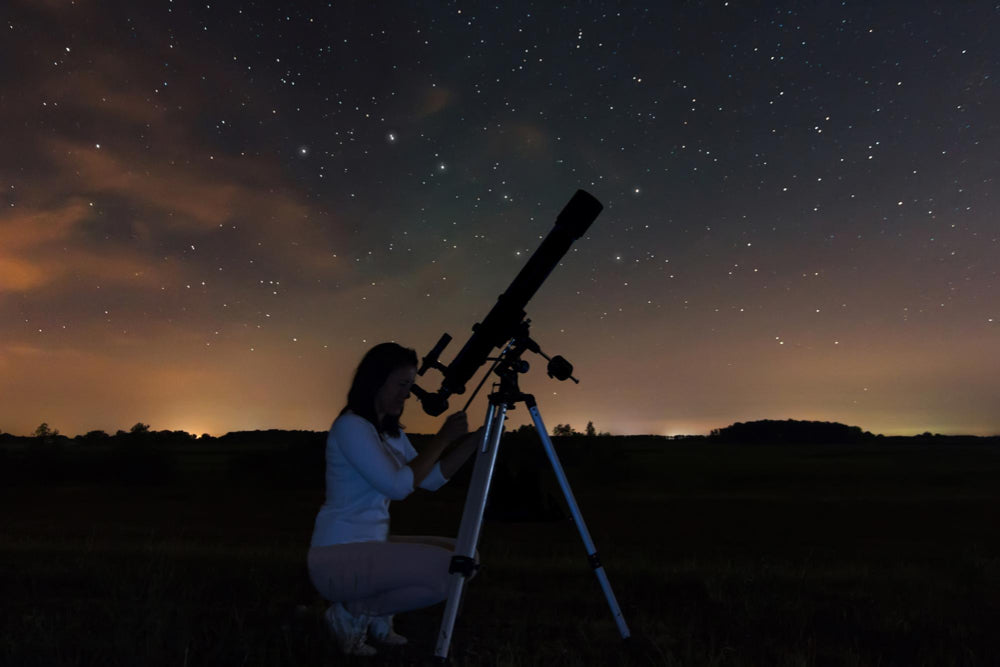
xmin=3 ymin=6 xmax=352 ymax=290
xmin=48 ymin=140 xmax=242 ymax=231
xmin=0 ymin=197 xmax=180 ymax=294
xmin=0 ymin=201 xmax=81 ymax=290
xmin=0 ymin=199 xmax=89 ymax=250
xmin=0 ymin=256 xmax=49 ymax=292
xmin=3 ymin=130 xmax=351 ymax=295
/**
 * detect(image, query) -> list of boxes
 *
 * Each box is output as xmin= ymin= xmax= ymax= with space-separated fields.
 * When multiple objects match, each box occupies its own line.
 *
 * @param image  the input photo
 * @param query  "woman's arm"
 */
xmin=408 ymin=412 xmax=468 ymax=486
xmin=335 ymin=416 xmax=416 ymax=500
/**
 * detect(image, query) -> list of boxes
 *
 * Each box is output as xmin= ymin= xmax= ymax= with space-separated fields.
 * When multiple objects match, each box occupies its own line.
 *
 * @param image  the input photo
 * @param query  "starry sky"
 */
xmin=2 ymin=1 xmax=997 ymax=438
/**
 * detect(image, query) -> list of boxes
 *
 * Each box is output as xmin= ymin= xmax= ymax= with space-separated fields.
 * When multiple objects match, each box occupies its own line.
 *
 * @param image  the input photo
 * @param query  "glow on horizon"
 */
xmin=23 ymin=413 xmax=992 ymax=440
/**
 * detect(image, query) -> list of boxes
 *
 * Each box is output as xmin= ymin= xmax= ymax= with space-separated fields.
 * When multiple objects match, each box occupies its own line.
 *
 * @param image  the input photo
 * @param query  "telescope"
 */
xmin=419 ymin=189 xmax=632 ymax=658
xmin=411 ymin=189 xmax=603 ymax=416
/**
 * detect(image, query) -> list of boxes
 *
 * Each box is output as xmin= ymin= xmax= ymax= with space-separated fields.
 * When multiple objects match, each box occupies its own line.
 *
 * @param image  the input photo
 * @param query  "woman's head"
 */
xmin=343 ymin=342 xmax=418 ymax=437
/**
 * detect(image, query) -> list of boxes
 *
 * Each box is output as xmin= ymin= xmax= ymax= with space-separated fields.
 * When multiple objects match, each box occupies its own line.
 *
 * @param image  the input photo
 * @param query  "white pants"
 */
xmin=308 ymin=535 xmax=473 ymax=617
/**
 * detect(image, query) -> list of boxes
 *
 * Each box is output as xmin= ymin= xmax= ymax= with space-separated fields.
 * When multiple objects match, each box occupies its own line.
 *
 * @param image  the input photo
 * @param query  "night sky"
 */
xmin=2 ymin=1 xmax=997 ymax=438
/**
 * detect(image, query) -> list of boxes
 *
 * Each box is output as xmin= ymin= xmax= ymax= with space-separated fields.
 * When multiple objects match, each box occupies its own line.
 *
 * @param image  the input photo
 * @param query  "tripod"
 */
xmin=433 ymin=337 xmax=631 ymax=659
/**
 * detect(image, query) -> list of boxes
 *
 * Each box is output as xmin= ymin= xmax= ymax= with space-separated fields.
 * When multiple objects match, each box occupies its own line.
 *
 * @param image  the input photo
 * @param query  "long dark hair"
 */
xmin=340 ymin=342 xmax=418 ymax=438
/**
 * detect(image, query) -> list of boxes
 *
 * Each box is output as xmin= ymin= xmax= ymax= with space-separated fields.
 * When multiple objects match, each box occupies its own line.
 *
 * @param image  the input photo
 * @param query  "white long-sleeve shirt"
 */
xmin=310 ymin=411 xmax=449 ymax=546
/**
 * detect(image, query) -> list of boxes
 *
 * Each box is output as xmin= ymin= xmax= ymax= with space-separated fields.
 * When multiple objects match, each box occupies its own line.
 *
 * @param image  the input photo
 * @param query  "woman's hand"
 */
xmin=409 ymin=411 xmax=469 ymax=486
xmin=440 ymin=426 xmax=486 ymax=479
xmin=437 ymin=411 xmax=469 ymax=444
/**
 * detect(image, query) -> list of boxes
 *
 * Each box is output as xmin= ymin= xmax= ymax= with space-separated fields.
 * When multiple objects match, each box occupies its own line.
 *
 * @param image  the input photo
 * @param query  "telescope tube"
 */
xmin=437 ymin=189 xmax=602 ymax=397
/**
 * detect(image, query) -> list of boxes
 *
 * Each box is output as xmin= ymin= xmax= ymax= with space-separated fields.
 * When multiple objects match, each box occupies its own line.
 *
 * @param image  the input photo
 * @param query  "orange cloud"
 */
xmin=48 ymin=140 xmax=241 ymax=230
xmin=0 ymin=241 xmax=172 ymax=294
xmin=0 ymin=199 xmax=90 ymax=250
xmin=0 ymin=200 xmax=89 ymax=292
xmin=29 ymin=139 xmax=351 ymax=284
xmin=0 ymin=198 xmax=175 ymax=294
xmin=2 ymin=5 xmax=356 ymax=304
xmin=0 ymin=256 xmax=49 ymax=291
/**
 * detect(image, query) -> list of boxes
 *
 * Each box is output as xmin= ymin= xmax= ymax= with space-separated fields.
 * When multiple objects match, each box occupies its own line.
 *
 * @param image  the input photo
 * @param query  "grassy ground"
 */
xmin=2 ymin=439 xmax=999 ymax=666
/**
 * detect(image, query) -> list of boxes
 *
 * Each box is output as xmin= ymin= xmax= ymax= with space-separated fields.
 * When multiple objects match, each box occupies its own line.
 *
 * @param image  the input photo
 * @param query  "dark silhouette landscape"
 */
xmin=4 ymin=418 xmax=996 ymax=487
xmin=2 ymin=419 xmax=999 ymax=665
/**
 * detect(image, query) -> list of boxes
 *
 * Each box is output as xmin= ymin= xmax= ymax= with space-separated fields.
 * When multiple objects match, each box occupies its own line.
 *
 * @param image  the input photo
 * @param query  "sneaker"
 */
xmin=370 ymin=614 xmax=408 ymax=645
xmin=324 ymin=602 xmax=377 ymax=656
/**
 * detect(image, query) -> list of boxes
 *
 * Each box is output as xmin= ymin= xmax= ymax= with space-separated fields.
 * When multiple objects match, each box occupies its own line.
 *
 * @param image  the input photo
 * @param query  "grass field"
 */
xmin=2 ymin=436 xmax=999 ymax=666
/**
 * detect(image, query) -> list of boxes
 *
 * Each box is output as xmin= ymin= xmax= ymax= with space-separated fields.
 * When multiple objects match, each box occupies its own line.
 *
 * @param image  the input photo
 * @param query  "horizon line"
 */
xmin=4 ymin=424 xmax=999 ymax=440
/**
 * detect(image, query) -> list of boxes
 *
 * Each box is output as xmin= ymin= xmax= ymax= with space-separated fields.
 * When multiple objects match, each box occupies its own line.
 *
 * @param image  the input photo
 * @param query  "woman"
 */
xmin=308 ymin=342 xmax=481 ymax=656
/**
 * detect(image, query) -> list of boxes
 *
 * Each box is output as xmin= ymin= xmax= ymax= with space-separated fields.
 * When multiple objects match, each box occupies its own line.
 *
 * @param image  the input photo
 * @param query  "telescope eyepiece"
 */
xmin=410 ymin=384 xmax=450 ymax=416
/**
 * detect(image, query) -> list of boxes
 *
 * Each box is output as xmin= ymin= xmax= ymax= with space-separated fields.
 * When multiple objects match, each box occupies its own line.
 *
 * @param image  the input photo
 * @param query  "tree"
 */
xmin=80 ymin=430 xmax=110 ymax=444
xmin=34 ymin=423 xmax=59 ymax=438
xmin=585 ymin=421 xmax=596 ymax=437
xmin=552 ymin=423 xmax=576 ymax=436
xmin=130 ymin=422 xmax=151 ymax=435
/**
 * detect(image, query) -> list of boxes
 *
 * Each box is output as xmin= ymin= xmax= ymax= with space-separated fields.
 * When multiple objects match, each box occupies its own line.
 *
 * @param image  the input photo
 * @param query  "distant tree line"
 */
xmin=2 ymin=422 xmax=200 ymax=447
xmin=0 ymin=420 xmax=628 ymax=494
xmin=5 ymin=419 xmax=995 ymax=447
xmin=710 ymin=419 xmax=875 ymax=444
xmin=551 ymin=421 xmax=610 ymax=437
xmin=2 ymin=419 xmax=994 ymax=490
xmin=0 ymin=423 xmax=327 ymax=487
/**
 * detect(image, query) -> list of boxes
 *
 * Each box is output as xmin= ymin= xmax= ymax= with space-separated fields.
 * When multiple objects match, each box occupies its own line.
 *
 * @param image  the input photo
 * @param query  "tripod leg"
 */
xmin=434 ymin=402 xmax=508 ymax=660
xmin=528 ymin=404 xmax=631 ymax=639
